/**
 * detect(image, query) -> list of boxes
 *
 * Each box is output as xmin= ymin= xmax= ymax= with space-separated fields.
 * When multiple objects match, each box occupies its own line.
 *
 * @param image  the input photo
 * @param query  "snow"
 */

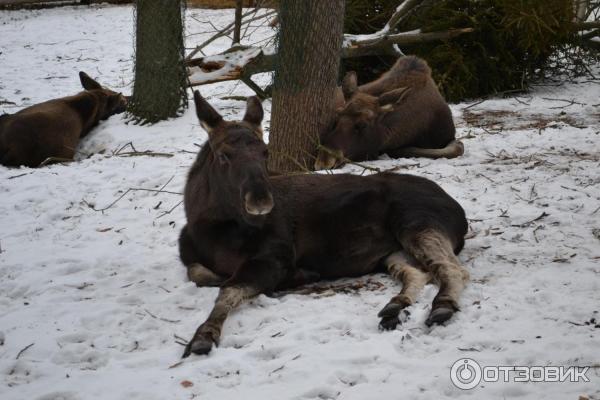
xmin=1 ymin=4 xmax=600 ymax=400
xmin=188 ymin=46 xmax=263 ymax=85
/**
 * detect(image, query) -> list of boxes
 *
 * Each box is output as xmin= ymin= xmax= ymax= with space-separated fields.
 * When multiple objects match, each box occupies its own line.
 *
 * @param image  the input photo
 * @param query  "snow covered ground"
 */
xmin=1 ymin=5 xmax=599 ymax=400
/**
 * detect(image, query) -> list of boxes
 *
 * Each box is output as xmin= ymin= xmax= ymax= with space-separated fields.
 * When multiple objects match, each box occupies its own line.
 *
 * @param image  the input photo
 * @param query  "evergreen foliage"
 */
xmin=344 ymin=0 xmax=597 ymax=101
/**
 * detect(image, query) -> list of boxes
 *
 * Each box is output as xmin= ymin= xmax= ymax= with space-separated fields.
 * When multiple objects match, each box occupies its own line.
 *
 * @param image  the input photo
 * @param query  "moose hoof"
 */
xmin=379 ymin=316 xmax=401 ymax=331
xmin=377 ymin=302 xmax=402 ymax=319
xmin=425 ymin=307 xmax=455 ymax=327
xmin=182 ymin=337 xmax=214 ymax=358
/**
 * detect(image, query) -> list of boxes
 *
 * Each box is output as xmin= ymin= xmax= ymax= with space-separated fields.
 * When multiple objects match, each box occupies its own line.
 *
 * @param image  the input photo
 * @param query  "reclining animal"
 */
xmin=178 ymin=91 xmax=470 ymax=357
xmin=316 ymin=56 xmax=464 ymax=170
xmin=0 ymin=72 xmax=127 ymax=168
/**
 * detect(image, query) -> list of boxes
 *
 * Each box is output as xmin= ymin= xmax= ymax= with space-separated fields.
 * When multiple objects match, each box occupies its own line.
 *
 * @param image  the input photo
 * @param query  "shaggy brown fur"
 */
xmin=316 ymin=56 xmax=463 ymax=170
xmin=179 ymin=91 xmax=469 ymax=357
xmin=0 ymin=72 xmax=127 ymax=168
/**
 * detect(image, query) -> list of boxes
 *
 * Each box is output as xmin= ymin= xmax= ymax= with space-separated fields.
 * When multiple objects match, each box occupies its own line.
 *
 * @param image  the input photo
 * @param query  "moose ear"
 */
xmin=243 ymin=96 xmax=263 ymax=126
xmin=342 ymin=71 xmax=358 ymax=100
xmin=194 ymin=91 xmax=223 ymax=134
xmin=378 ymin=87 xmax=411 ymax=107
xmin=79 ymin=72 xmax=102 ymax=91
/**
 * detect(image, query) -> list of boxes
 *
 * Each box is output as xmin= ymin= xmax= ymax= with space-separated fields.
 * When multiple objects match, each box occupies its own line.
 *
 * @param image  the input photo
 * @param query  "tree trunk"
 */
xmin=233 ymin=0 xmax=243 ymax=44
xmin=129 ymin=0 xmax=187 ymax=124
xmin=268 ymin=0 xmax=345 ymax=173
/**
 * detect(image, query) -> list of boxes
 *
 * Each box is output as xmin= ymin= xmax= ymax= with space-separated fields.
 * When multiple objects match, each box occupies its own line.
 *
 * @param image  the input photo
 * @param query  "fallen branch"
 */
xmin=344 ymin=0 xmax=427 ymax=45
xmin=510 ymin=212 xmax=549 ymax=228
xmin=574 ymin=21 xmax=600 ymax=30
xmin=116 ymin=151 xmax=174 ymax=158
xmin=343 ymin=28 xmax=475 ymax=58
xmin=38 ymin=156 xmax=73 ymax=167
xmin=8 ymin=172 xmax=32 ymax=180
xmin=112 ymin=142 xmax=173 ymax=158
xmin=155 ymin=175 xmax=175 ymax=196
xmin=84 ymin=186 xmax=182 ymax=213
xmin=156 ymin=200 xmax=184 ymax=219
xmin=144 ymin=309 xmax=181 ymax=324
xmin=187 ymin=28 xmax=473 ymax=88
xmin=16 ymin=343 xmax=35 ymax=359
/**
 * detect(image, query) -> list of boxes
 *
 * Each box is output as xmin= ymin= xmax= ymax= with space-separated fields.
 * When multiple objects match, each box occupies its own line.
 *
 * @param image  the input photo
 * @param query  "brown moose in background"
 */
xmin=316 ymin=56 xmax=464 ymax=170
xmin=0 ymin=72 xmax=127 ymax=168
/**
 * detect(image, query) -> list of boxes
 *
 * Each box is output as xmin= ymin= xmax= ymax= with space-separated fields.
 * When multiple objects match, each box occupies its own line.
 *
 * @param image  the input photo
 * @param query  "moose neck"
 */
xmin=373 ymin=114 xmax=401 ymax=147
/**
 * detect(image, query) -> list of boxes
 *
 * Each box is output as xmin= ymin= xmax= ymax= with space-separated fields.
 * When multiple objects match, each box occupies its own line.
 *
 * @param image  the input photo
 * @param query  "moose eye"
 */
xmin=217 ymin=153 xmax=229 ymax=164
xmin=262 ymin=149 xmax=269 ymax=158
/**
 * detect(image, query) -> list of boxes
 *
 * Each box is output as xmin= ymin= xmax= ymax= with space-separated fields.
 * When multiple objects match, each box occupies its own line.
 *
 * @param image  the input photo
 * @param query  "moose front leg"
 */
xmin=182 ymin=253 xmax=289 ymax=357
xmin=183 ymin=284 xmax=260 ymax=357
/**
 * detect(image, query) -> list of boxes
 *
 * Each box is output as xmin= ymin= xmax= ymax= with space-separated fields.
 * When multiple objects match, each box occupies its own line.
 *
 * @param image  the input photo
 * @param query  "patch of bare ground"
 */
xmin=460 ymin=109 xmax=592 ymax=131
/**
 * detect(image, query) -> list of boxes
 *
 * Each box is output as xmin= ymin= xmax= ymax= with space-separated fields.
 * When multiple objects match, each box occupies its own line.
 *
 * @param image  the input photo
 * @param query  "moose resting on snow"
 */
xmin=0 ymin=72 xmax=127 ymax=168
xmin=178 ymin=91 xmax=470 ymax=357
xmin=315 ymin=56 xmax=464 ymax=170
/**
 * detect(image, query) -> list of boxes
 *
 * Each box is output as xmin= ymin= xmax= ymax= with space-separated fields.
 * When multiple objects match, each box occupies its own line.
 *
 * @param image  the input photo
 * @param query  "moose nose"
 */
xmin=244 ymin=192 xmax=274 ymax=215
xmin=314 ymin=150 xmax=341 ymax=170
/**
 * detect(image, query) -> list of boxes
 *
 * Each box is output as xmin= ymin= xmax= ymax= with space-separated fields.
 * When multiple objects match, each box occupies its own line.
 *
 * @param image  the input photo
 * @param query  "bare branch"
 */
xmin=186 ymin=9 xmax=277 ymax=61
xmin=186 ymin=28 xmax=474 ymax=87
xmin=574 ymin=21 xmax=600 ymax=30
xmin=384 ymin=0 xmax=427 ymax=34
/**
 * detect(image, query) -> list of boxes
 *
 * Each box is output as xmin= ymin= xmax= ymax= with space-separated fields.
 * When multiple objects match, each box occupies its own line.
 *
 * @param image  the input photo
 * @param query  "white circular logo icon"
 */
xmin=450 ymin=358 xmax=482 ymax=390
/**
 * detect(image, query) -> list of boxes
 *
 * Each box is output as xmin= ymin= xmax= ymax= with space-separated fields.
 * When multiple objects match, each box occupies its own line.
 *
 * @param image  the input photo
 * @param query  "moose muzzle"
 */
xmin=244 ymin=192 xmax=274 ymax=215
xmin=314 ymin=148 xmax=344 ymax=170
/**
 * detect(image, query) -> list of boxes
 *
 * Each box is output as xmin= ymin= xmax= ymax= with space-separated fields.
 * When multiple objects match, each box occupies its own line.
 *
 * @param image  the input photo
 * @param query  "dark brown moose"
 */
xmin=0 ymin=72 xmax=127 ymax=168
xmin=316 ymin=56 xmax=464 ymax=170
xmin=179 ymin=91 xmax=470 ymax=357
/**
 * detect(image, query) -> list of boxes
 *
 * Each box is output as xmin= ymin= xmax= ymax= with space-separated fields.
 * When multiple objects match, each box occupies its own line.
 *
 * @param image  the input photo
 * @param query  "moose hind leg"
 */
xmin=387 ymin=140 xmax=464 ymax=160
xmin=378 ymin=252 xmax=431 ymax=330
xmin=179 ymin=227 xmax=224 ymax=287
xmin=400 ymin=229 xmax=470 ymax=326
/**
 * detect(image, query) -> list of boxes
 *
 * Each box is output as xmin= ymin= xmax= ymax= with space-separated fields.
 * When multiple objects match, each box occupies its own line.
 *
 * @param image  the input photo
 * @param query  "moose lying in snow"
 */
xmin=0 ymin=72 xmax=127 ymax=168
xmin=315 ymin=56 xmax=464 ymax=170
xmin=178 ymin=91 xmax=470 ymax=357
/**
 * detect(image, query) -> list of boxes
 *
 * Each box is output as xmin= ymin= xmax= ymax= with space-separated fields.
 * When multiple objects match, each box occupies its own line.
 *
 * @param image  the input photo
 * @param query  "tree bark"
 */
xmin=129 ymin=0 xmax=187 ymax=124
xmin=233 ymin=0 xmax=243 ymax=44
xmin=268 ymin=0 xmax=345 ymax=173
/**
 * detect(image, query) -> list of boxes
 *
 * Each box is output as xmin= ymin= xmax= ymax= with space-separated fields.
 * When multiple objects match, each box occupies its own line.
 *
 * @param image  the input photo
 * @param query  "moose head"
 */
xmin=315 ymin=72 xmax=410 ymax=170
xmin=193 ymin=91 xmax=273 ymax=224
xmin=79 ymin=71 xmax=128 ymax=120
